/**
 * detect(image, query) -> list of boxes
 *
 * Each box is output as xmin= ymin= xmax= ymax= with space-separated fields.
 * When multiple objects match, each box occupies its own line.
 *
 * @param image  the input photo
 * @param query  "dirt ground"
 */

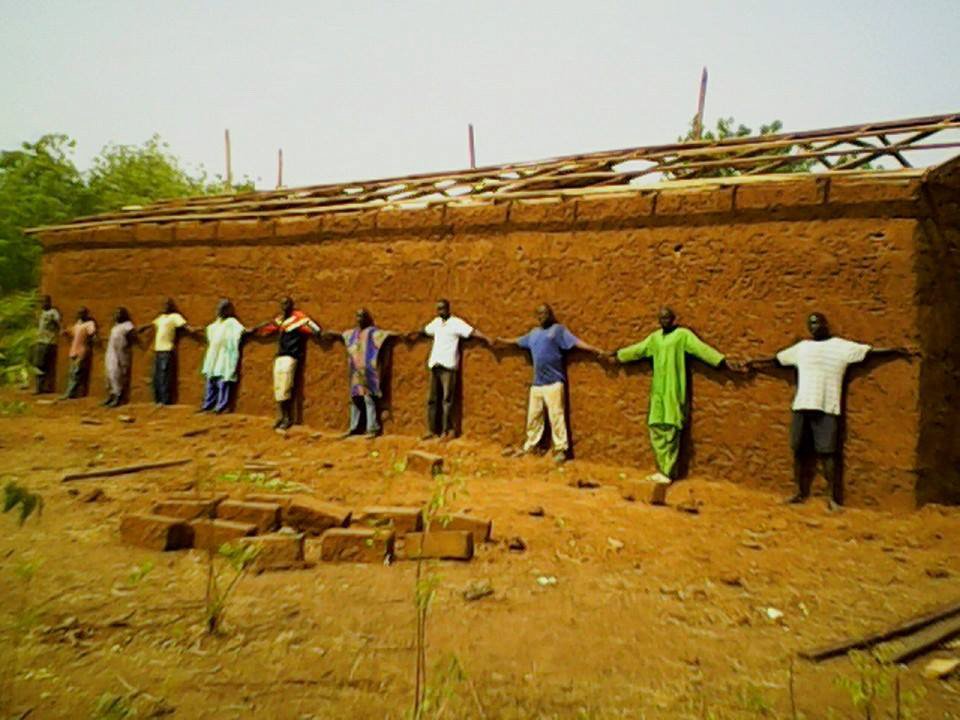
xmin=2 ymin=390 xmax=960 ymax=720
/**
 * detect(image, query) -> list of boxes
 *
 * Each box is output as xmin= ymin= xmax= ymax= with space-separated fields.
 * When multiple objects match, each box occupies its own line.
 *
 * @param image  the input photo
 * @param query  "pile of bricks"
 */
xmin=119 ymin=491 xmax=493 ymax=568
xmin=120 ymin=491 xmax=350 ymax=571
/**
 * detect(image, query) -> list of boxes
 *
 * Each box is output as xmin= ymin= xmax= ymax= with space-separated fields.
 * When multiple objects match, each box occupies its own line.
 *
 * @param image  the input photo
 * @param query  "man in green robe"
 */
xmin=613 ymin=307 xmax=740 ymax=482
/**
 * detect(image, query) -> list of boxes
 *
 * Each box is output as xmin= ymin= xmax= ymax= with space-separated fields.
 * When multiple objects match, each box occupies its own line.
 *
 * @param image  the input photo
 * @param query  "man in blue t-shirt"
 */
xmin=498 ymin=304 xmax=605 ymax=462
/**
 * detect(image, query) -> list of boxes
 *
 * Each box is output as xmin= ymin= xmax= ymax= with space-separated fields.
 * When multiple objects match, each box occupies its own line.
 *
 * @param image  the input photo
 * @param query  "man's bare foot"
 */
xmin=421 ymin=432 xmax=438 ymax=441
xmin=364 ymin=432 xmax=378 ymax=440
xmin=440 ymin=430 xmax=457 ymax=442
xmin=827 ymin=499 xmax=843 ymax=512
xmin=784 ymin=493 xmax=808 ymax=505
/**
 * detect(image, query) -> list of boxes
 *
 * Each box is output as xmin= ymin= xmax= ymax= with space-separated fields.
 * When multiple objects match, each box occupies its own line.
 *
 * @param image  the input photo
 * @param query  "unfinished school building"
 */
xmin=31 ymin=114 xmax=960 ymax=509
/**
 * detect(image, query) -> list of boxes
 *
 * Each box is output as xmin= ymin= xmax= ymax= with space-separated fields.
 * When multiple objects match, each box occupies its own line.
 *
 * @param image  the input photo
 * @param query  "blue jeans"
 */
xmin=349 ymin=395 xmax=380 ymax=434
xmin=153 ymin=351 xmax=175 ymax=405
xmin=202 ymin=377 xmax=234 ymax=413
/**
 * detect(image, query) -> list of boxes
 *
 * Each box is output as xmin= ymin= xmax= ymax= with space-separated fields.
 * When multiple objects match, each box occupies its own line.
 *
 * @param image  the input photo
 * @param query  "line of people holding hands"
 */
xmin=36 ymin=294 xmax=914 ymax=509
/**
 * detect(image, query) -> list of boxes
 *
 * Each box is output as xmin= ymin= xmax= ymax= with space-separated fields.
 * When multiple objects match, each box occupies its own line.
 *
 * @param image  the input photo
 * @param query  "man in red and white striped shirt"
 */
xmin=256 ymin=297 xmax=321 ymax=430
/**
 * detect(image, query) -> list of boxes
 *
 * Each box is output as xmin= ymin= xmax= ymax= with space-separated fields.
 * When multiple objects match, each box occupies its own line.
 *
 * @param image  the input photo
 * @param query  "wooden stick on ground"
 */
xmin=882 ymin=614 xmax=960 ymax=664
xmin=61 ymin=459 xmax=192 ymax=483
xmin=799 ymin=599 xmax=960 ymax=661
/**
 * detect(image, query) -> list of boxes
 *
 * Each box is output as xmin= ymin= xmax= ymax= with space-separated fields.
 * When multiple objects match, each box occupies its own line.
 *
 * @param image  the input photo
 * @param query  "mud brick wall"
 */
xmin=40 ymin=173 xmax=955 ymax=508
xmin=915 ymin=170 xmax=960 ymax=505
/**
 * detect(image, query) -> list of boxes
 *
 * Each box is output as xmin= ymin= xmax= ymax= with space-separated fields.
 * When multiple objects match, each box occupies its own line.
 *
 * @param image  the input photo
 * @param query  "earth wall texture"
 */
xmin=915 ymin=171 xmax=960 ymax=505
xmin=40 ymin=175 xmax=937 ymax=507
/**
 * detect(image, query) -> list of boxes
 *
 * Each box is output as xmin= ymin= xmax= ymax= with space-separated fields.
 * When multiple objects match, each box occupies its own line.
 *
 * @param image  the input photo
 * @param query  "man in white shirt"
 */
xmin=414 ymin=299 xmax=491 ymax=440
xmin=750 ymin=312 xmax=910 ymax=509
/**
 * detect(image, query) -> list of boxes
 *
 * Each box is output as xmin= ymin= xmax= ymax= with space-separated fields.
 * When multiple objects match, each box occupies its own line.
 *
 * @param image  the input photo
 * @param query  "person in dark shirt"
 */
xmin=497 ymin=304 xmax=605 ymax=462
xmin=255 ymin=297 xmax=321 ymax=430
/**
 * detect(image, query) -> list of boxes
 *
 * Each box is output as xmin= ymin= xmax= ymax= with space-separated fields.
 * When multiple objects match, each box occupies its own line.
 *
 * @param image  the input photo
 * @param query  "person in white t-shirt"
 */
xmin=412 ymin=299 xmax=491 ymax=440
xmin=750 ymin=312 xmax=910 ymax=509
xmin=137 ymin=298 xmax=199 ymax=406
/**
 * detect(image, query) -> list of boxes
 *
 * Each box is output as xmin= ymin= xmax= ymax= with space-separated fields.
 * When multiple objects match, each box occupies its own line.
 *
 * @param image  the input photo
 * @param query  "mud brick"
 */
xmin=406 ymin=450 xmax=444 ymax=476
xmin=191 ymin=519 xmax=257 ymax=552
xmin=427 ymin=513 xmax=492 ymax=543
xmin=216 ymin=500 xmax=281 ymax=532
xmin=120 ymin=514 xmax=193 ymax=551
xmin=283 ymin=495 xmax=351 ymax=535
xmin=239 ymin=532 xmax=305 ymax=571
xmin=402 ymin=531 xmax=474 ymax=561
xmin=243 ymin=493 xmax=296 ymax=511
xmin=151 ymin=499 xmax=218 ymax=520
xmin=317 ymin=528 xmax=394 ymax=563
xmin=618 ymin=479 xmax=669 ymax=505
xmin=353 ymin=506 xmax=423 ymax=535
xmin=165 ymin=492 xmax=229 ymax=505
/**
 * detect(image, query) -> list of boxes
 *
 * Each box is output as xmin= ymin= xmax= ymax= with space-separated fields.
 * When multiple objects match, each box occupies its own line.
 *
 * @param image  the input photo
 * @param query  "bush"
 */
xmin=0 ymin=290 xmax=38 ymax=387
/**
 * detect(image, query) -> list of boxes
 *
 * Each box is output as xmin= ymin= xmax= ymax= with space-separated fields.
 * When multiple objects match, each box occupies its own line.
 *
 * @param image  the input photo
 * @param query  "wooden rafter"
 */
xmin=25 ymin=112 xmax=960 ymax=234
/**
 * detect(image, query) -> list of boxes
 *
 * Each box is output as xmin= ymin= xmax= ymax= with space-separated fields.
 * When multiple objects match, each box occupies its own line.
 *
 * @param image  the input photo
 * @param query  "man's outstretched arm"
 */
xmin=573 ymin=338 xmax=607 ymax=360
xmin=868 ymin=346 xmax=918 ymax=359
xmin=613 ymin=335 xmax=652 ymax=364
xmin=469 ymin=329 xmax=494 ymax=346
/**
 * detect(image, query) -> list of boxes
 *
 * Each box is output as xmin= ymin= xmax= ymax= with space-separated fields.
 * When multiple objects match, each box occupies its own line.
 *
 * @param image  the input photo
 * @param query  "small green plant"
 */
xmin=407 ymin=655 xmax=468 ymax=720
xmin=3 ymin=480 xmax=43 ymax=525
xmin=835 ymin=649 xmax=894 ymax=719
xmin=203 ymin=541 xmax=260 ymax=634
xmin=13 ymin=557 xmax=44 ymax=582
xmin=0 ymin=292 xmax=40 ymax=387
xmin=217 ymin=469 xmax=307 ymax=493
xmin=0 ymin=399 xmax=29 ymax=415
xmin=124 ymin=560 xmax=155 ymax=589
xmin=411 ymin=472 xmax=467 ymax=719
xmin=737 ymin=682 xmax=774 ymax=716
xmin=386 ymin=452 xmax=407 ymax=476
xmin=91 ymin=691 xmax=136 ymax=720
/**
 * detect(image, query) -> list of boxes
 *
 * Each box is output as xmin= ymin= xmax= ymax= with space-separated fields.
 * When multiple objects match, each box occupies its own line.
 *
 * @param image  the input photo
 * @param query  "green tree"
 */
xmin=0 ymin=132 xmax=254 ymax=383
xmin=675 ymin=117 xmax=814 ymax=177
xmin=677 ymin=117 xmax=878 ymax=177
xmin=85 ymin=134 xmax=215 ymax=213
xmin=0 ymin=134 xmax=89 ymax=293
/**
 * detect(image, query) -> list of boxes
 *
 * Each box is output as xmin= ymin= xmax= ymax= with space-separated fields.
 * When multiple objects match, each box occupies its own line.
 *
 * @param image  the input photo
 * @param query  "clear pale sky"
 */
xmin=2 ymin=1 xmax=958 ymax=189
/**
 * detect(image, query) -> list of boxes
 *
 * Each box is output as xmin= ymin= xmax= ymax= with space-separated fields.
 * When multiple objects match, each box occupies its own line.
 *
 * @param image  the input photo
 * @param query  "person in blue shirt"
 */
xmin=498 ymin=304 xmax=605 ymax=463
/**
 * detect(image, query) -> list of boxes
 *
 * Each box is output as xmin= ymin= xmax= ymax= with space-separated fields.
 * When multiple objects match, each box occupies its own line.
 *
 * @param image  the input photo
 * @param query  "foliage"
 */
xmin=85 ymin=135 xmax=214 ymax=214
xmin=3 ymin=480 xmax=43 ymax=525
xmin=92 ymin=692 xmax=137 ymax=720
xmin=124 ymin=560 xmax=155 ymax=589
xmin=0 ymin=290 xmax=40 ymax=387
xmin=13 ymin=557 xmax=44 ymax=583
xmin=834 ymin=649 xmax=924 ymax=720
xmin=406 ymin=655 xmax=468 ymax=720
xmin=676 ymin=116 xmax=878 ymax=178
xmin=675 ymin=117 xmax=814 ymax=178
xmin=411 ymin=470 xmax=467 ymax=719
xmin=0 ymin=135 xmax=88 ymax=293
xmin=0 ymin=399 xmax=30 ymax=415
xmin=217 ymin=469 xmax=308 ymax=494
xmin=0 ymin=132 xmax=253 ymax=295
xmin=204 ymin=541 xmax=260 ymax=634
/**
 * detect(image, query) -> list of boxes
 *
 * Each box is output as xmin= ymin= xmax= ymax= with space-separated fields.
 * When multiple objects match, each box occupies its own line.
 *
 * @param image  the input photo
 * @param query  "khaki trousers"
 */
xmin=522 ymin=382 xmax=568 ymax=452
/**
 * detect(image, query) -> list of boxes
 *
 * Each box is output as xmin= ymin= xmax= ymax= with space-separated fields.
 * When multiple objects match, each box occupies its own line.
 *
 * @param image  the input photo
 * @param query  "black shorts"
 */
xmin=790 ymin=410 xmax=839 ymax=455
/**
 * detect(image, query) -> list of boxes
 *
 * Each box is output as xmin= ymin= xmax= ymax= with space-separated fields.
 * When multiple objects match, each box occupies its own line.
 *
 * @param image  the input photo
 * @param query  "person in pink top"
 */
xmin=62 ymin=306 xmax=98 ymax=399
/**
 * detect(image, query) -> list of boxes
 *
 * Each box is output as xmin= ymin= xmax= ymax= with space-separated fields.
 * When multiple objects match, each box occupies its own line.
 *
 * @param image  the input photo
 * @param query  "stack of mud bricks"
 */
xmin=119 ymin=451 xmax=493 ymax=566
xmin=317 ymin=450 xmax=491 ymax=564
xmin=119 ymin=492 xmax=352 ymax=572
